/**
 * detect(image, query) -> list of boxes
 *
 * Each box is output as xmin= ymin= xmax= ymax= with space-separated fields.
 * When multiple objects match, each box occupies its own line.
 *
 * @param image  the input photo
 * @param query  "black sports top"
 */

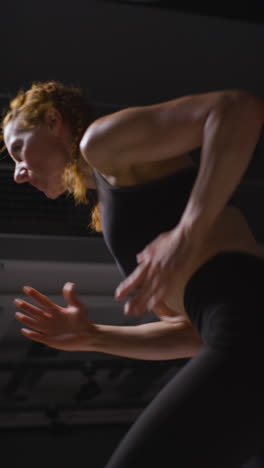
xmin=92 ymin=165 xmax=238 ymax=278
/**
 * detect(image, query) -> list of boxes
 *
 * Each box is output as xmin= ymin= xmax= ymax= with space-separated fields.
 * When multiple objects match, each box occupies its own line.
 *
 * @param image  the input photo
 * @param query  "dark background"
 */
xmin=0 ymin=2 xmax=264 ymax=467
xmin=1 ymin=0 xmax=263 ymax=101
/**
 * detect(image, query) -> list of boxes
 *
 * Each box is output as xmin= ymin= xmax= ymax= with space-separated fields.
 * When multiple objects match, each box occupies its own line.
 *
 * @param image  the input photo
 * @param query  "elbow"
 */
xmin=242 ymin=91 xmax=264 ymax=122
xmin=204 ymin=90 xmax=264 ymax=134
xmin=218 ymin=90 xmax=264 ymax=121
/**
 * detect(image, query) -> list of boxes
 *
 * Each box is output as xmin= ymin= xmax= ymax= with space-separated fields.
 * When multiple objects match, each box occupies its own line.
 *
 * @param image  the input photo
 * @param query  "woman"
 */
xmin=2 ymin=81 xmax=264 ymax=467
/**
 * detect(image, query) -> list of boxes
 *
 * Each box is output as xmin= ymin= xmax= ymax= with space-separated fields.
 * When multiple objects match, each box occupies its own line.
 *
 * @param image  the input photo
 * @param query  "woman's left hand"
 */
xmin=115 ymin=225 xmax=196 ymax=317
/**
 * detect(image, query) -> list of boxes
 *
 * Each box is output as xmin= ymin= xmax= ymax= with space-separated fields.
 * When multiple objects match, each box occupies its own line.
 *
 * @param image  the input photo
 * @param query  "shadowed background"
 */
xmin=0 ymin=2 xmax=264 ymax=467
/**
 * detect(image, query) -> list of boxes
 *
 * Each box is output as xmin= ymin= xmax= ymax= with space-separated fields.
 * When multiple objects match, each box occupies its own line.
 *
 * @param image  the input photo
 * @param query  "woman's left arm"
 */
xmin=114 ymin=92 xmax=264 ymax=316
xmin=181 ymin=92 xmax=264 ymax=237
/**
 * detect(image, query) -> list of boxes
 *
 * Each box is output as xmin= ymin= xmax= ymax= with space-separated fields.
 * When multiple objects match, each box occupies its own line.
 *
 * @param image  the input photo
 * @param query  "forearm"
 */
xmin=181 ymin=93 xmax=264 ymax=241
xmin=90 ymin=320 xmax=203 ymax=360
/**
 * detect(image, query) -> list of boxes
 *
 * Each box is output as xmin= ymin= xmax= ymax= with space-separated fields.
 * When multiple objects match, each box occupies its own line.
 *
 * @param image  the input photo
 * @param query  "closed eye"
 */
xmin=12 ymin=144 xmax=22 ymax=152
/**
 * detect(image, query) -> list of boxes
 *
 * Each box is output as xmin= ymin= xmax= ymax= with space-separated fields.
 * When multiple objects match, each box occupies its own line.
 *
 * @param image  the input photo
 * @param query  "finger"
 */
xmin=127 ymin=263 xmax=173 ymax=316
xmin=15 ymin=312 xmax=48 ymax=333
xmin=136 ymin=251 xmax=148 ymax=263
xmin=115 ymin=263 xmax=149 ymax=300
xmin=136 ymin=236 xmax=160 ymax=260
xmin=124 ymin=297 xmax=148 ymax=317
xmin=62 ymin=282 xmax=83 ymax=308
xmin=124 ymin=273 xmax=161 ymax=316
xmin=124 ymin=300 xmax=145 ymax=317
xmin=146 ymin=285 xmax=168 ymax=311
xmin=22 ymin=286 xmax=60 ymax=313
xmin=13 ymin=299 xmax=52 ymax=320
xmin=20 ymin=328 xmax=53 ymax=346
xmin=148 ymin=269 xmax=173 ymax=307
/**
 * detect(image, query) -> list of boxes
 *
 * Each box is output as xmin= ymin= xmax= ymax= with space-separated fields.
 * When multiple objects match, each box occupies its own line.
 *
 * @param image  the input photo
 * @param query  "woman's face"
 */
xmin=3 ymin=109 xmax=73 ymax=199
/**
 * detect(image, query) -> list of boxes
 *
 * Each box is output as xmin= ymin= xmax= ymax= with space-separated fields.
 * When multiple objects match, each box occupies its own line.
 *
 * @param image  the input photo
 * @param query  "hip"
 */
xmin=154 ymin=247 xmax=264 ymax=326
xmin=183 ymin=250 xmax=264 ymax=350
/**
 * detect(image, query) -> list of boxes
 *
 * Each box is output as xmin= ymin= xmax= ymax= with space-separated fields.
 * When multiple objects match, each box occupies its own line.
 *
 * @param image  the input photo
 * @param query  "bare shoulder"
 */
xmin=83 ymin=89 xmax=238 ymax=141
xmin=84 ymin=89 xmax=262 ymax=138
xmin=80 ymin=89 xmax=264 ymax=173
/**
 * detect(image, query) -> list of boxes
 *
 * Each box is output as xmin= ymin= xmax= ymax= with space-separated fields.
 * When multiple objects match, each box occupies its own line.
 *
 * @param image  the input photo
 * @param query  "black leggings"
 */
xmin=105 ymin=251 xmax=264 ymax=468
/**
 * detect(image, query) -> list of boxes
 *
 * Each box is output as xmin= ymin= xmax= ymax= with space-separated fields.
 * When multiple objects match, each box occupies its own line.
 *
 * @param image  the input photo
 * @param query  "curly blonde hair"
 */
xmin=0 ymin=81 xmax=102 ymax=232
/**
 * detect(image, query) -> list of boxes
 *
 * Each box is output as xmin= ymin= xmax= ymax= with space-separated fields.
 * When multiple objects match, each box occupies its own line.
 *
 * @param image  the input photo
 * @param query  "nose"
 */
xmin=14 ymin=166 xmax=29 ymax=184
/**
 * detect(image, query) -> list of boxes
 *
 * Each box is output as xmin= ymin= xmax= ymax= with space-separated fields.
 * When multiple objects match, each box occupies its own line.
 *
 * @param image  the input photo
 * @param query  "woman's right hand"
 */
xmin=13 ymin=282 xmax=98 ymax=352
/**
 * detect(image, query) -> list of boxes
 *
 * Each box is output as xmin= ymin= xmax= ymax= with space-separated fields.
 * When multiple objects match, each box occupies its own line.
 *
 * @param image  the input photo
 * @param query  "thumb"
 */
xmin=137 ymin=237 xmax=159 ymax=262
xmin=137 ymin=250 xmax=151 ymax=263
xmin=137 ymin=247 xmax=151 ymax=262
xmin=136 ymin=252 xmax=144 ymax=263
xmin=63 ymin=282 xmax=83 ymax=307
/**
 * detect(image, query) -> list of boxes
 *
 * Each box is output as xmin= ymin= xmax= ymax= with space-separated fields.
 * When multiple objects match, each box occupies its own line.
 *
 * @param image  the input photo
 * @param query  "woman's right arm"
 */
xmin=13 ymin=282 xmax=202 ymax=360
xmin=92 ymin=320 xmax=203 ymax=360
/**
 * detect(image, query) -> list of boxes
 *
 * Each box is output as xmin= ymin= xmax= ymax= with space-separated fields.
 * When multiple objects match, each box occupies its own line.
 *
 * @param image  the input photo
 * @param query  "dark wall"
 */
xmin=0 ymin=426 xmax=263 ymax=468
xmin=1 ymin=0 xmax=263 ymax=106
xmin=0 ymin=426 xmax=127 ymax=468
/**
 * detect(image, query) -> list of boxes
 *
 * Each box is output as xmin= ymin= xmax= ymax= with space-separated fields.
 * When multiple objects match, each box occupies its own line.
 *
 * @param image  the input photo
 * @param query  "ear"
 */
xmin=43 ymin=107 xmax=63 ymax=136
